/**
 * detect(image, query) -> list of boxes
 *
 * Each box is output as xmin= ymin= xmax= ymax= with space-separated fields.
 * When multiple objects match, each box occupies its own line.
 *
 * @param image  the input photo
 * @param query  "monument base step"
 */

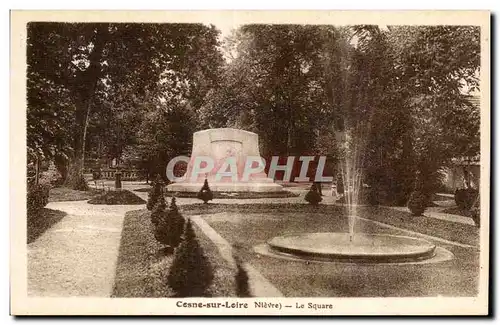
xmin=167 ymin=182 xmax=284 ymax=193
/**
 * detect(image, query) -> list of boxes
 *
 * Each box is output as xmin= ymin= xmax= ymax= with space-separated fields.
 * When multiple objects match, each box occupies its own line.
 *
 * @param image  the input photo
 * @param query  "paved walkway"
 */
xmin=385 ymin=204 xmax=475 ymax=226
xmin=436 ymin=192 xmax=455 ymax=198
xmin=28 ymin=201 xmax=145 ymax=297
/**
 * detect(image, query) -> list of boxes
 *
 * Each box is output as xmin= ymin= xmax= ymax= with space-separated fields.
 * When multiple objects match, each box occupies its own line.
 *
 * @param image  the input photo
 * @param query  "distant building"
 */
xmin=442 ymin=156 xmax=480 ymax=191
xmin=442 ymin=95 xmax=480 ymax=192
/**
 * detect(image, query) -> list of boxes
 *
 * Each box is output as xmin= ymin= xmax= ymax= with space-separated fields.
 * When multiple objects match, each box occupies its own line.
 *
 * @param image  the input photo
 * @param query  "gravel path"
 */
xmin=28 ymin=200 xmax=145 ymax=297
xmin=386 ymin=205 xmax=475 ymax=226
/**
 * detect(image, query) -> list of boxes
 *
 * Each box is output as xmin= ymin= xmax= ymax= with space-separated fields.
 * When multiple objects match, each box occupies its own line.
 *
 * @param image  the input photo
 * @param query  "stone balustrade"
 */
xmin=91 ymin=169 xmax=143 ymax=181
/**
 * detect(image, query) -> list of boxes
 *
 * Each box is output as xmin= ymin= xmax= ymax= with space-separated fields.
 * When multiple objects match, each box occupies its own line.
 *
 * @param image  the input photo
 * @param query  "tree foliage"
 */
xmin=28 ymin=23 xmax=480 ymax=203
xmin=27 ymin=22 xmax=223 ymax=187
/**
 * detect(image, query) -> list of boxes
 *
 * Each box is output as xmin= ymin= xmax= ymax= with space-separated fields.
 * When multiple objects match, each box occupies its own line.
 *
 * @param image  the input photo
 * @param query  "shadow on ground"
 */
xmin=27 ymin=208 xmax=67 ymax=244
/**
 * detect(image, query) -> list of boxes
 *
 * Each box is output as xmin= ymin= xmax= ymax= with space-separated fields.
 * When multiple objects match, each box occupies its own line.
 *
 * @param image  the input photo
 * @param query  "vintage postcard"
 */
xmin=10 ymin=10 xmax=490 ymax=315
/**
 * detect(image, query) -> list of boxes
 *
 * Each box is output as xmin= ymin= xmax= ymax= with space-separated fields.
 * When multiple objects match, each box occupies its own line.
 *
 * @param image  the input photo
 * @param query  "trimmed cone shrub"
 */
xmin=154 ymin=197 xmax=185 ymax=249
xmin=197 ymin=179 xmax=214 ymax=204
xmin=235 ymin=257 xmax=251 ymax=297
xmin=167 ymin=219 xmax=214 ymax=297
xmin=454 ymin=188 xmax=479 ymax=210
xmin=407 ymin=191 xmax=426 ymax=216
xmin=151 ymin=195 xmax=167 ymax=227
xmin=147 ymin=175 xmax=164 ymax=211
xmin=305 ymin=184 xmax=322 ymax=205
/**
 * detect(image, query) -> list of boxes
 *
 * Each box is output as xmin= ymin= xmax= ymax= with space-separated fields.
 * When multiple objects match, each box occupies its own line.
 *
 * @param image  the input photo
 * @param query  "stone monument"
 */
xmin=167 ymin=128 xmax=283 ymax=192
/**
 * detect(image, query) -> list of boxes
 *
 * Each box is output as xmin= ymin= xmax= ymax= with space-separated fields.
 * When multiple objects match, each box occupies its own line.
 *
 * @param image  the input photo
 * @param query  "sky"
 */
xmin=214 ymin=22 xmax=240 ymax=40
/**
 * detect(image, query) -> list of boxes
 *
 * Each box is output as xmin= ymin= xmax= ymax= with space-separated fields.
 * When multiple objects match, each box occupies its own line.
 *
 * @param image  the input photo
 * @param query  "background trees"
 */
xmin=201 ymin=24 xmax=480 ymax=203
xmin=27 ymin=23 xmax=481 ymax=204
xmin=27 ymin=22 xmax=223 ymax=188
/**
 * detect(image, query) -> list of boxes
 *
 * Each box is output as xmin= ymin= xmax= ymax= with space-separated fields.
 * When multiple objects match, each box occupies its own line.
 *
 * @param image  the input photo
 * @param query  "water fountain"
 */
xmin=261 ymin=128 xmax=448 ymax=264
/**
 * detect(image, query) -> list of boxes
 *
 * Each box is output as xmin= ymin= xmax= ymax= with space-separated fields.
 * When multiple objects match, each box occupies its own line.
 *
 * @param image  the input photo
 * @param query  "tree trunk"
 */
xmin=65 ymin=26 xmax=108 ymax=190
xmin=80 ymin=75 xmax=100 ymax=174
xmin=54 ymin=154 xmax=68 ymax=182
xmin=34 ymin=155 xmax=40 ymax=185
xmin=65 ymin=157 xmax=88 ymax=190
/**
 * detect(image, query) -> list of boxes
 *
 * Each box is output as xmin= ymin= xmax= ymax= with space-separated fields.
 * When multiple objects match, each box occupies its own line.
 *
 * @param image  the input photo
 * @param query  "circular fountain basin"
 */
xmin=267 ymin=233 xmax=436 ymax=263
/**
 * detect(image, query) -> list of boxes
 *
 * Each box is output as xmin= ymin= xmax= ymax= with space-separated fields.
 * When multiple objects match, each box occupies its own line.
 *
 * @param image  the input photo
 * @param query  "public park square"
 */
xmin=22 ymin=19 xmax=486 ymax=307
xmin=195 ymin=205 xmax=479 ymax=297
xmin=27 ymin=180 xmax=480 ymax=298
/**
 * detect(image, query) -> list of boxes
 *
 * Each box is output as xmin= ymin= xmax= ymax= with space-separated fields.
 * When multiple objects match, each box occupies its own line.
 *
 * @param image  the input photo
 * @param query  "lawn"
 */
xmin=112 ymin=209 xmax=237 ymax=297
xmin=49 ymin=186 xmax=103 ymax=202
xmin=180 ymin=203 xmax=479 ymax=247
xmin=180 ymin=203 xmax=480 ymax=297
xmin=27 ymin=208 xmax=66 ymax=244
xmin=88 ymin=190 xmax=146 ymax=205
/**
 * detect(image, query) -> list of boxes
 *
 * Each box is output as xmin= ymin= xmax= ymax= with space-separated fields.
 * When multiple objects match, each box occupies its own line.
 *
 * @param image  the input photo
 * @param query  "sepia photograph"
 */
xmin=10 ymin=10 xmax=490 ymax=315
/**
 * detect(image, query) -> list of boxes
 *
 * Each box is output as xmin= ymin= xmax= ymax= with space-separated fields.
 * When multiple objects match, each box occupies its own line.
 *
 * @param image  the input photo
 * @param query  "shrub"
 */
xmin=407 ymin=191 xmax=426 ymax=216
xmin=356 ymin=186 xmax=380 ymax=206
xmin=197 ymin=179 xmax=214 ymax=204
xmin=39 ymin=161 xmax=63 ymax=186
xmin=167 ymin=219 xmax=213 ymax=297
xmin=471 ymin=206 xmax=480 ymax=227
xmin=169 ymin=196 xmax=180 ymax=214
xmin=27 ymin=183 xmax=50 ymax=217
xmin=154 ymin=197 xmax=185 ymax=249
xmin=365 ymin=164 xmax=414 ymax=206
xmin=366 ymin=187 xmax=387 ymax=206
xmin=305 ymin=184 xmax=322 ymax=205
xmin=147 ymin=175 xmax=164 ymax=211
xmin=151 ymin=195 xmax=167 ymax=227
xmin=454 ymin=188 xmax=479 ymax=210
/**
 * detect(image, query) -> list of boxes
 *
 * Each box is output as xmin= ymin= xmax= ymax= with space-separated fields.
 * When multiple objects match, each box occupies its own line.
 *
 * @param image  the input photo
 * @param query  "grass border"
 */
xmin=112 ymin=209 xmax=237 ymax=298
xmin=88 ymin=189 xmax=146 ymax=205
xmin=27 ymin=208 xmax=67 ymax=244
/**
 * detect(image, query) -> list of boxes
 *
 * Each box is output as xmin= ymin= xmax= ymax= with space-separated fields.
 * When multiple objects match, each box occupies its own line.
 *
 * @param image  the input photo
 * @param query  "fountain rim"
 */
xmin=267 ymin=232 xmax=437 ymax=264
xmin=193 ymin=127 xmax=257 ymax=136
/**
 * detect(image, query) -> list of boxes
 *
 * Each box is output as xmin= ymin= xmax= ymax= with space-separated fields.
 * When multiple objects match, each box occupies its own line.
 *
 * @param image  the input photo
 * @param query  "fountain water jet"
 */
xmin=263 ymin=127 xmax=442 ymax=264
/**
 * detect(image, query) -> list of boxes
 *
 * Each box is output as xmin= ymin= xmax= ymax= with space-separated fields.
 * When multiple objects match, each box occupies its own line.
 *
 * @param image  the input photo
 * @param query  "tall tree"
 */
xmin=27 ymin=23 xmax=223 ymax=188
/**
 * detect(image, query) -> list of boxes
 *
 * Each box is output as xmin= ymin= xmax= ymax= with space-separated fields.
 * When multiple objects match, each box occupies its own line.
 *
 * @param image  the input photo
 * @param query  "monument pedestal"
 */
xmin=167 ymin=128 xmax=284 ymax=193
